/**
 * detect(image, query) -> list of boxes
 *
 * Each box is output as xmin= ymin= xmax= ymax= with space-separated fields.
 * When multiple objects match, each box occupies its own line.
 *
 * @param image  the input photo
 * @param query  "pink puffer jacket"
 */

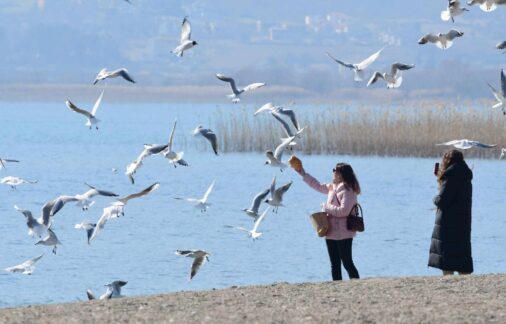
xmin=303 ymin=172 xmax=357 ymax=240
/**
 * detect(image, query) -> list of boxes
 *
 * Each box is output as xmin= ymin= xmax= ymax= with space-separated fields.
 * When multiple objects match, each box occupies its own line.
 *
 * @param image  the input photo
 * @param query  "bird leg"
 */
xmin=52 ymin=246 xmax=57 ymax=254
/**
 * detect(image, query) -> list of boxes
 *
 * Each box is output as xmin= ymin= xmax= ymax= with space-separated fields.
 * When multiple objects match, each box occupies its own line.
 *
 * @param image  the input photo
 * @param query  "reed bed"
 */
xmin=201 ymin=101 xmax=506 ymax=159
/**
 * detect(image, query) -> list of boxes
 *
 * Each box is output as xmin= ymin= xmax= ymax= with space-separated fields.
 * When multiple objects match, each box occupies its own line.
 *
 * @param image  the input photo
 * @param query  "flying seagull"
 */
xmin=326 ymin=47 xmax=384 ymax=82
xmin=174 ymin=180 xmax=215 ymax=213
xmin=89 ymin=183 xmax=160 ymax=242
xmin=171 ymin=17 xmax=198 ymax=57
xmin=496 ymin=41 xmax=506 ymax=53
xmin=66 ymin=90 xmax=105 ymax=130
xmin=14 ymin=205 xmax=48 ymax=238
xmin=487 ymin=69 xmax=506 ymax=115
xmin=175 ymin=250 xmax=210 ymax=281
xmin=226 ymin=206 xmax=270 ymax=240
xmin=0 ymin=158 xmax=20 ymax=170
xmin=436 ymin=139 xmax=497 ymax=149
xmin=441 ymin=0 xmax=469 ymax=22
xmin=265 ymin=176 xmax=292 ymax=213
xmin=93 ymin=68 xmax=135 ymax=85
xmin=4 ymin=254 xmax=44 ymax=275
xmin=163 ymin=119 xmax=189 ymax=167
xmin=467 ymin=0 xmax=506 ymax=12
xmin=125 ymin=143 xmax=169 ymax=184
xmin=49 ymin=183 xmax=119 ymax=215
xmin=242 ymin=188 xmax=270 ymax=220
xmin=367 ymin=63 xmax=415 ymax=89
xmin=418 ymin=29 xmax=464 ymax=49
xmin=216 ymin=74 xmax=265 ymax=103
xmin=192 ymin=125 xmax=218 ymax=155
xmin=74 ymin=221 xmax=97 ymax=244
xmin=1 ymin=176 xmax=37 ymax=189
xmin=87 ymin=280 xmax=128 ymax=300
xmin=35 ymin=227 xmax=62 ymax=254
xmin=265 ymin=136 xmax=296 ymax=171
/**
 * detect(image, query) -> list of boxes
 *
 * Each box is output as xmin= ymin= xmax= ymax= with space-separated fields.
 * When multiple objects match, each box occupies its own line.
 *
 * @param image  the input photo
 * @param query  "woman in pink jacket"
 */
xmin=296 ymin=162 xmax=361 ymax=281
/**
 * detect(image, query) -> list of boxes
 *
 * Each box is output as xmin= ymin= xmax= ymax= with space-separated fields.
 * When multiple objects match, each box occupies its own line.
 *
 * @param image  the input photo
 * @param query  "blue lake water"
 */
xmin=0 ymin=101 xmax=505 ymax=308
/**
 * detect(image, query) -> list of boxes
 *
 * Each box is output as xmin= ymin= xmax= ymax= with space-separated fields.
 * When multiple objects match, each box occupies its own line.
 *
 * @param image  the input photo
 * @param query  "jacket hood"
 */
xmin=443 ymin=160 xmax=473 ymax=181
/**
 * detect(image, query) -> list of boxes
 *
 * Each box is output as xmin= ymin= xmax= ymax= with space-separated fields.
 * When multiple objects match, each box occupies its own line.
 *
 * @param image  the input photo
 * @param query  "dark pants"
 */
xmin=325 ymin=238 xmax=360 ymax=281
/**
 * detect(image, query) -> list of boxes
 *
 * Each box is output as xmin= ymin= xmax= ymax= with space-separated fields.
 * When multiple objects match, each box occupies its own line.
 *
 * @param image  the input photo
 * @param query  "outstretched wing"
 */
xmin=271 ymin=111 xmax=294 ymax=137
xmin=117 ymin=182 xmax=160 ymax=204
xmin=445 ymin=29 xmax=463 ymax=41
xmin=470 ymin=141 xmax=497 ymax=149
xmin=325 ymin=52 xmax=354 ymax=69
xmin=275 ymin=108 xmax=300 ymax=131
xmin=249 ymin=188 xmax=270 ymax=214
xmin=200 ymin=129 xmax=218 ymax=155
xmin=418 ymin=34 xmax=439 ymax=45
xmin=201 ymin=181 xmax=215 ymax=203
xmin=487 ymin=82 xmax=502 ymax=103
xmin=91 ymin=90 xmax=105 ymax=117
xmin=168 ymin=119 xmax=177 ymax=151
xmin=501 ymin=69 xmax=506 ymax=97
xmin=83 ymin=183 xmax=118 ymax=199
xmin=273 ymin=136 xmax=296 ymax=160
xmin=66 ymin=100 xmax=92 ymax=118
xmin=356 ymin=47 xmax=384 ymax=71
xmin=252 ymin=207 xmax=270 ymax=233
xmin=274 ymin=181 xmax=293 ymax=201
xmin=390 ymin=63 xmax=415 ymax=78
xmin=180 ymin=16 xmax=191 ymax=43
xmin=270 ymin=176 xmax=276 ymax=199
xmin=367 ymin=72 xmax=384 ymax=87
xmin=254 ymin=102 xmax=275 ymax=116
xmin=118 ymin=69 xmax=135 ymax=83
xmin=242 ymin=83 xmax=265 ymax=92
xmin=435 ymin=140 xmax=461 ymax=146
xmin=216 ymin=74 xmax=240 ymax=94
xmin=190 ymin=256 xmax=206 ymax=280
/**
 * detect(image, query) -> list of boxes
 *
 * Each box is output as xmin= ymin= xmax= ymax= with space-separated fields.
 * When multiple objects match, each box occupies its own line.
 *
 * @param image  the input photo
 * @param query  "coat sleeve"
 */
xmin=324 ymin=189 xmax=354 ymax=218
xmin=303 ymin=172 xmax=329 ymax=195
xmin=433 ymin=176 xmax=457 ymax=209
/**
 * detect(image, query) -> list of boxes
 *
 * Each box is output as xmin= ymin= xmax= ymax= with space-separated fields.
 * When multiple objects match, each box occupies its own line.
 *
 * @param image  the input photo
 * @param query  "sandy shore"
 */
xmin=1 ymin=274 xmax=505 ymax=323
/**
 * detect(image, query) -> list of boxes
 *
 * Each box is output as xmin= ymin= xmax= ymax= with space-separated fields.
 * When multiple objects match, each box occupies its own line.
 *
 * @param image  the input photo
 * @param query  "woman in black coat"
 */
xmin=429 ymin=149 xmax=473 ymax=275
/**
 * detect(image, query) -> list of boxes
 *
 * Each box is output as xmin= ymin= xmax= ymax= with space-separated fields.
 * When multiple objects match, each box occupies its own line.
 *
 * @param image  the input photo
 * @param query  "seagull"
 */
xmin=87 ymin=281 xmax=128 ymax=300
xmin=171 ymin=17 xmax=198 ymax=57
xmin=441 ymin=0 xmax=469 ymax=22
xmin=66 ymin=90 xmax=104 ymax=130
xmin=74 ymin=221 xmax=97 ymax=244
xmin=14 ymin=205 xmax=48 ymax=238
xmin=496 ymin=41 xmax=506 ymax=53
xmin=487 ymin=69 xmax=506 ymax=115
xmin=500 ymin=148 xmax=506 ymax=159
xmin=265 ymin=176 xmax=292 ymax=213
xmin=124 ymin=143 xmax=168 ymax=184
xmin=226 ymin=207 xmax=270 ymax=240
xmin=1 ymin=176 xmax=37 ymax=189
xmin=174 ymin=180 xmax=215 ymax=213
xmin=367 ymin=63 xmax=415 ymax=89
xmin=89 ymin=183 xmax=160 ymax=242
xmin=125 ymin=158 xmax=143 ymax=185
xmin=192 ymin=125 xmax=218 ymax=155
xmin=163 ymin=119 xmax=188 ymax=167
xmin=325 ymin=47 xmax=384 ymax=82
xmin=265 ymin=136 xmax=296 ymax=171
xmin=467 ymin=0 xmax=506 ymax=12
xmin=4 ymin=254 xmax=44 ymax=275
xmin=93 ymin=68 xmax=135 ymax=85
xmin=175 ymin=250 xmax=210 ymax=281
xmin=0 ymin=158 xmax=20 ymax=170
xmin=436 ymin=139 xmax=497 ymax=149
xmin=216 ymin=74 xmax=265 ymax=103
xmin=50 ymin=183 xmax=119 ymax=213
xmin=242 ymin=188 xmax=270 ymax=220
xmin=418 ymin=29 xmax=464 ymax=49
xmin=35 ymin=227 xmax=62 ymax=254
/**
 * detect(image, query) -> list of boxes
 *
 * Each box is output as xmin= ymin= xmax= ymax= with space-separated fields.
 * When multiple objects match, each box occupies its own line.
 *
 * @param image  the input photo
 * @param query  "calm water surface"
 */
xmin=0 ymin=102 xmax=505 ymax=308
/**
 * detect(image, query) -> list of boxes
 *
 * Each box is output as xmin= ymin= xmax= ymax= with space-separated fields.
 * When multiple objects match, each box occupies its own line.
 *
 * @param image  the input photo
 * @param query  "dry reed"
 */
xmin=198 ymin=101 xmax=506 ymax=158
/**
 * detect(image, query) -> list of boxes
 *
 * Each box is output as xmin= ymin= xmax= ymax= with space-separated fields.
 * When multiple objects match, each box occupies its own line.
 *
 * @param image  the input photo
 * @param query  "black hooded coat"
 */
xmin=428 ymin=160 xmax=473 ymax=273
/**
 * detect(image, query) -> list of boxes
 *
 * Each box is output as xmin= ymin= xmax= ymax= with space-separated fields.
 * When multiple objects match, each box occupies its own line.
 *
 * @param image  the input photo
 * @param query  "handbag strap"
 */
xmin=347 ymin=203 xmax=363 ymax=218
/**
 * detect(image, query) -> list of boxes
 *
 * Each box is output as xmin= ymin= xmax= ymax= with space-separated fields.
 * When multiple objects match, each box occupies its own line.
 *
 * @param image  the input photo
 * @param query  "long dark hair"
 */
xmin=437 ymin=149 xmax=464 ymax=186
xmin=334 ymin=163 xmax=361 ymax=194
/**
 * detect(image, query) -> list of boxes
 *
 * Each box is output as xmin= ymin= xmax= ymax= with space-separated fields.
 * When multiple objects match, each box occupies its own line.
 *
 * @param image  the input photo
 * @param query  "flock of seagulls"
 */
xmin=3 ymin=1 xmax=506 ymax=303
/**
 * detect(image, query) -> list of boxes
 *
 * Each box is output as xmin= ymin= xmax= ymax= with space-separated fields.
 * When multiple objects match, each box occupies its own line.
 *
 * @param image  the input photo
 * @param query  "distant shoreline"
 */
xmin=0 ymin=83 xmax=492 ymax=104
xmin=1 ymin=274 xmax=504 ymax=323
